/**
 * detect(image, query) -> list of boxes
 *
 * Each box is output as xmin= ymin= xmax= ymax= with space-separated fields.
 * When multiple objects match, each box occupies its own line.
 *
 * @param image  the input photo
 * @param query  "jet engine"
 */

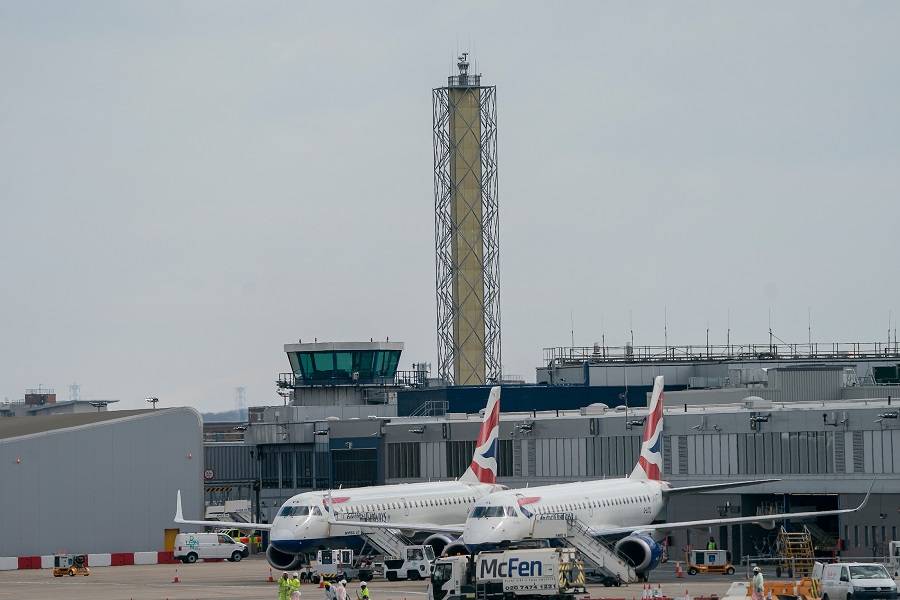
xmin=423 ymin=533 xmax=456 ymax=557
xmin=614 ymin=533 xmax=664 ymax=573
xmin=266 ymin=545 xmax=304 ymax=571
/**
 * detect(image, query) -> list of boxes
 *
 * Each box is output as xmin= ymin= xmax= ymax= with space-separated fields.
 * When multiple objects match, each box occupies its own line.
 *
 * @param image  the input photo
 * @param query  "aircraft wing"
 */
xmin=664 ymin=479 xmax=781 ymax=495
xmin=328 ymin=518 xmax=465 ymax=535
xmin=594 ymin=481 xmax=872 ymax=537
xmin=174 ymin=490 xmax=273 ymax=530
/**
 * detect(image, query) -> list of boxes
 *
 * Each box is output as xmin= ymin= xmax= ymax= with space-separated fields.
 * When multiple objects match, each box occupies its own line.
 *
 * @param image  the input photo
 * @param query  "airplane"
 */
xmin=336 ymin=376 xmax=871 ymax=578
xmin=175 ymin=386 xmax=506 ymax=571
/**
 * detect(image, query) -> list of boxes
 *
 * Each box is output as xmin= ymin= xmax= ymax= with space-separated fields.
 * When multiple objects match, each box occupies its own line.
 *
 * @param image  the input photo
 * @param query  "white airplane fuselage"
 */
xmin=462 ymin=477 xmax=667 ymax=553
xmin=270 ymin=480 xmax=503 ymax=555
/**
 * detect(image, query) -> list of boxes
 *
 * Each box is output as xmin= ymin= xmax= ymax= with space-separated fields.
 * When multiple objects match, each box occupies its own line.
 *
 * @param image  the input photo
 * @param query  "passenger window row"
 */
xmin=536 ymin=494 xmax=652 ymax=513
xmin=334 ymin=496 xmax=476 ymax=514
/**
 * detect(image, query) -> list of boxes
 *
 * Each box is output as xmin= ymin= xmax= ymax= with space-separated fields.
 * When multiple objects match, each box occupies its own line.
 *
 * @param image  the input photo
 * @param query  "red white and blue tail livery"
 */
xmin=459 ymin=386 xmax=501 ymax=484
xmin=631 ymin=375 xmax=664 ymax=480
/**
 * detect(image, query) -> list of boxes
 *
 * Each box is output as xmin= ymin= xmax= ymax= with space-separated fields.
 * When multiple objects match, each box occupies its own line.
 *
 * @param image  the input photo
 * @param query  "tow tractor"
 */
xmin=384 ymin=544 xmax=435 ymax=581
xmin=685 ymin=549 xmax=735 ymax=575
xmin=52 ymin=554 xmax=90 ymax=577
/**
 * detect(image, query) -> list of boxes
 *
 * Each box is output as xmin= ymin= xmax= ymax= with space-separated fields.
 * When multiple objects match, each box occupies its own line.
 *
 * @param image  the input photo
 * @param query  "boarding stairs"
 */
xmin=361 ymin=527 xmax=411 ymax=558
xmin=804 ymin=523 xmax=838 ymax=552
xmin=565 ymin=519 xmax=638 ymax=584
xmin=776 ymin=526 xmax=815 ymax=577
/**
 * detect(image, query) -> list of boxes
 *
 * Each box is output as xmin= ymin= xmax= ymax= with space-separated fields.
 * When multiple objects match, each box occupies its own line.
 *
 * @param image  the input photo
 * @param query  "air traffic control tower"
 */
xmin=433 ymin=53 xmax=501 ymax=386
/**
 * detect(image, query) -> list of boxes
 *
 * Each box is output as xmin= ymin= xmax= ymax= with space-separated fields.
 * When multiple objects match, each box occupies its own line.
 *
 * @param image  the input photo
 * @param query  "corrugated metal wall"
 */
xmin=204 ymin=443 xmax=254 ymax=482
xmin=0 ymin=408 xmax=203 ymax=556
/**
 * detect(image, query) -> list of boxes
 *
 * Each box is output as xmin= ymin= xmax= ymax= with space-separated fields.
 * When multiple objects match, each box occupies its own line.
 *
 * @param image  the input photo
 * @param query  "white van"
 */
xmin=174 ymin=532 xmax=249 ymax=564
xmin=816 ymin=562 xmax=898 ymax=600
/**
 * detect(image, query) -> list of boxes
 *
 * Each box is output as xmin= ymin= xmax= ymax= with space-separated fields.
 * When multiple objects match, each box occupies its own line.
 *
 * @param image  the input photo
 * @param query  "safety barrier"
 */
xmin=0 ymin=550 xmax=211 ymax=570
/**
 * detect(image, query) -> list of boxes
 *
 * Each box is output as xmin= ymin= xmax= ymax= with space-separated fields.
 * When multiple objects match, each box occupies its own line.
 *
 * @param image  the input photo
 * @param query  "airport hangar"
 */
xmin=204 ymin=340 xmax=900 ymax=561
xmin=0 ymin=408 xmax=204 ymax=558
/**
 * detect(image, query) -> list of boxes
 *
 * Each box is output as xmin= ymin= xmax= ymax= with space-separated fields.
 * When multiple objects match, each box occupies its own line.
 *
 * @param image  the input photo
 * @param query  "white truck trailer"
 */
xmin=429 ymin=548 xmax=585 ymax=600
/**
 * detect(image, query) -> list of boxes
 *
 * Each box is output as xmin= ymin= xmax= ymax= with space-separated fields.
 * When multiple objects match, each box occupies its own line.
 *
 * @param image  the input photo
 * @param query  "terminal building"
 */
xmin=204 ymin=339 xmax=900 ymax=561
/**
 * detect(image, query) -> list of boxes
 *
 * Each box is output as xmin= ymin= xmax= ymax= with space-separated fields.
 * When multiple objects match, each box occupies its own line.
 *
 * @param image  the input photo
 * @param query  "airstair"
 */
xmin=804 ymin=523 xmax=838 ymax=551
xmin=565 ymin=519 xmax=638 ymax=583
xmin=361 ymin=527 xmax=411 ymax=557
xmin=776 ymin=526 xmax=815 ymax=577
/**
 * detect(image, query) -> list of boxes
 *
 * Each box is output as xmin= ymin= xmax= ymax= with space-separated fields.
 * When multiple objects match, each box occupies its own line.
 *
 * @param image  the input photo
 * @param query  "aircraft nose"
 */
xmin=270 ymin=528 xmax=295 ymax=551
xmin=463 ymin=518 xmax=528 ymax=551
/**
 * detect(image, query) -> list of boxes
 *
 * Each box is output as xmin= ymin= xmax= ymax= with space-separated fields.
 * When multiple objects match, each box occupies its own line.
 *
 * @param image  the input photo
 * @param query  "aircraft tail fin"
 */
xmin=459 ymin=386 xmax=501 ymax=484
xmin=630 ymin=376 xmax=664 ymax=480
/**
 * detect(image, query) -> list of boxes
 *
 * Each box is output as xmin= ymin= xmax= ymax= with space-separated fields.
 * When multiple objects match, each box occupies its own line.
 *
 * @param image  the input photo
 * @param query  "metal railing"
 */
xmin=545 ymin=341 xmax=900 ymax=367
xmin=277 ymin=370 xmax=429 ymax=389
xmin=447 ymin=74 xmax=482 ymax=87
xmin=409 ymin=400 xmax=449 ymax=418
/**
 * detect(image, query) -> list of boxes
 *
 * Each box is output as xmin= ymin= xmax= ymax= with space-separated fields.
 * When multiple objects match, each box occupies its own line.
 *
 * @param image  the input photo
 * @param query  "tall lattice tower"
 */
xmin=433 ymin=53 xmax=501 ymax=385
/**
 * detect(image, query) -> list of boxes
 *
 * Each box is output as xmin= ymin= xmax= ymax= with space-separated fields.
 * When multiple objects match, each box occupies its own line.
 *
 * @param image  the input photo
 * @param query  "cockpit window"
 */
xmin=470 ymin=506 xmax=506 ymax=518
xmin=279 ymin=506 xmax=311 ymax=517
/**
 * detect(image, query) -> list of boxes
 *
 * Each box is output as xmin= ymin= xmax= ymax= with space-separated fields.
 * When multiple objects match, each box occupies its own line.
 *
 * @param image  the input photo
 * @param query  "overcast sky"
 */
xmin=2 ymin=2 xmax=899 ymax=411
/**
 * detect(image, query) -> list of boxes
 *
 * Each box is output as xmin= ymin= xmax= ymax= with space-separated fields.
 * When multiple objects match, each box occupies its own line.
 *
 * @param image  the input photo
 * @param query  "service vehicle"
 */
xmin=173 ymin=532 xmax=249 ymax=563
xmin=814 ymin=561 xmax=898 ymax=600
xmin=384 ymin=544 xmax=435 ymax=581
xmin=685 ymin=549 xmax=735 ymax=575
xmin=216 ymin=527 xmax=262 ymax=548
xmin=314 ymin=549 xmax=374 ymax=583
xmin=889 ymin=541 xmax=900 ymax=577
xmin=52 ymin=554 xmax=90 ymax=577
xmin=429 ymin=547 xmax=585 ymax=600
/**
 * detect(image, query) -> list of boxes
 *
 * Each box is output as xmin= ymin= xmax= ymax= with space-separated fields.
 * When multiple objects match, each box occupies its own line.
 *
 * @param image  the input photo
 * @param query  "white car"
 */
xmin=174 ymin=532 xmax=249 ymax=564
xmin=816 ymin=562 xmax=898 ymax=600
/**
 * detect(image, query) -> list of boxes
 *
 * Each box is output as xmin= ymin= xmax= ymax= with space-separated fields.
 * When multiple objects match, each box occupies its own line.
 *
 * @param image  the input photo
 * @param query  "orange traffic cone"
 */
xmin=267 ymin=567 xmax=275 ymax=583
xmin=676 ymin=561 xmax=684 ymax=578
xmin=319 ymin=578 xmax=325 ymax=589
xmin=172 ymin=568 xmax=180 ymax=583
xmin=683 ymin=589 xmax=691 ymax=600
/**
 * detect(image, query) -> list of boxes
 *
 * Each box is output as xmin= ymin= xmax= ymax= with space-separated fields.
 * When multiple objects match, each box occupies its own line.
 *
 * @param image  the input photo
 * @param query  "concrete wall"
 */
xmin=0 ymin=408 xmax=203 ymax=556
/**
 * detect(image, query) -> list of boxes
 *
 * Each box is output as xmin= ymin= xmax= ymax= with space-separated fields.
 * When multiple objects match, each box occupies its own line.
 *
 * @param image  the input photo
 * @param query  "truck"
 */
xmin=814 ymin=561 xmax=898 ymax=600
xmin=429 ymin=548 xmax=585 ymax=600
xmin=384 ymin=545 xmax=436 ymax=581
xmin=313 ymin=549 xmax=374 ymax=583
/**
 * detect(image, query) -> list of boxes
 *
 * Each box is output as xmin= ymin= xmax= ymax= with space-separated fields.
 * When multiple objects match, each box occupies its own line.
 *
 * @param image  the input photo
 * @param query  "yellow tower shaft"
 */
xmin=449 ymin=86 xmax=486 ymax=385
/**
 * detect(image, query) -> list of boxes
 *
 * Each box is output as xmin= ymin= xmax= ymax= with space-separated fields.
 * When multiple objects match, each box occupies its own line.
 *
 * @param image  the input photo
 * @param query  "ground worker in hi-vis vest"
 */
xmin=356 ymin=581 xmax=370 ymax=600
xmin=751 ymin=566 xmax=765 ymax=600
xmin=279 ymin=572 xmax=293 ymax=600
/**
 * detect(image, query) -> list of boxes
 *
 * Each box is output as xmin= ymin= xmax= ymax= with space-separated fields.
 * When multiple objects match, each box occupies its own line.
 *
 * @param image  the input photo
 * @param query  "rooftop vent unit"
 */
xmin=743 ymin=396 xmax=773 ymax=409
xmin=580 ymin=403 xmax=609 ymax=416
